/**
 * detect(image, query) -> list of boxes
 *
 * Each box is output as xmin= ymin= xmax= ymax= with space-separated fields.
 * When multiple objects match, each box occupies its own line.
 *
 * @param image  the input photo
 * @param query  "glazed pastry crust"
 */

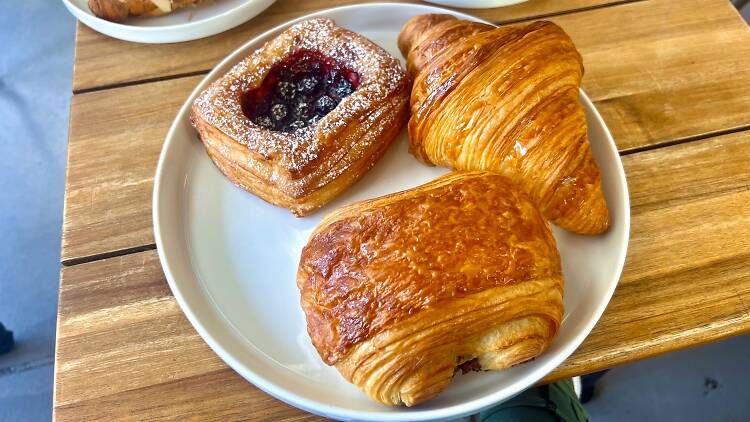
xmin=399 ymin=15 xmax=609 ymax=234
xmin=88 ymin=0 xmax=200 ymax=22
xmin=298 ymin=172 xmax=563 ymax=406
xmin=191 ymin=18 xmax=410 ymax=216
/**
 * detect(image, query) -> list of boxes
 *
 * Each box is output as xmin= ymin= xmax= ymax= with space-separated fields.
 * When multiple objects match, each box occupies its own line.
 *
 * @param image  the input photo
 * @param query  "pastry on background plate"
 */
xmin=88 ymin=0 xmax=202 ymax=22
xmin=297 ymin=171 xmax=564 ymax=406
xmin=399 ymin=15 xmax=609 ymax=234
xmin=191 ymin=18 xmax=410 ymax=216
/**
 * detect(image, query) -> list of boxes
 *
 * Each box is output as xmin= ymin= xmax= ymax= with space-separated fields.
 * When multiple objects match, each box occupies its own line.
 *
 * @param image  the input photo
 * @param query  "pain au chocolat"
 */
xmin=297 ymin=172 xmax=564 ymax=406
xmin=398 ymin=15 xmax=609 ymax=234
xmin=191 ymin=18 xmax=410 ymax=216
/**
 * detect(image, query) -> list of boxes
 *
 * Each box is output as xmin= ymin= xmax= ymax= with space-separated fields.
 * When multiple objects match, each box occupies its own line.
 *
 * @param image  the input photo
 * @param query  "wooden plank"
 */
xmin=54 ymin=131 xmax=750 ymax=420
xmin=53 ymin=251 xmax=323 ymax=421
xmin=61 ymin=0 xmax=750 ymax=264
xmin=548 ymin=0 xmax=750 ymax=151
xmin=72 ymin=0 xmax=636 ymax=92
xmin=55 ymin=369 xmax=325 ymax=422
xmin=62 ymin=76 xmax=201 ymax=264
xmin=549 ymin=130 xmax=750 ymax=379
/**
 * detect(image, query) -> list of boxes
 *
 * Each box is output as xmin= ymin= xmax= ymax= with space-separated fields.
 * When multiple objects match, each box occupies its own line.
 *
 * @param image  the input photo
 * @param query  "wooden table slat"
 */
xmin=54 ymin=130 xmax=750 ymax=420
xmin=72 ymin=0 xmax=640 ymax=92
xmin=62 ymin=77 xmax=199 ymax=264
xmin=56 ymin=368 xmax=324 ymax=422
xmin=553 ymin=0 xmax=750 ymax=150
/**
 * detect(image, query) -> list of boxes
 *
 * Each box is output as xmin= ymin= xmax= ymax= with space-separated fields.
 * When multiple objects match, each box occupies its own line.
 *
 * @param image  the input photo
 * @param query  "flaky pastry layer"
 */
xmin=298 ymin=172 xmax=563 ymax=405
xmin=88 ymin=0 xmax=200 ymax=21
xmin=191 ymin=18 xmax=410 ymax=216
xmin=399 ymin=15 xmax=609 ymax=234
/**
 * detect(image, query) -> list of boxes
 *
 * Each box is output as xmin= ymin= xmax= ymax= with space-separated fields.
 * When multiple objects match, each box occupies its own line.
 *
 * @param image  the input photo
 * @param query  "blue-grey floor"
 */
xmin=586 ymin=334 xmax=750 ymax=421
xmin=0 ymin=1 xmax=74 ymax=421
xmin=0 ymin=2 xmax=749 ymax=421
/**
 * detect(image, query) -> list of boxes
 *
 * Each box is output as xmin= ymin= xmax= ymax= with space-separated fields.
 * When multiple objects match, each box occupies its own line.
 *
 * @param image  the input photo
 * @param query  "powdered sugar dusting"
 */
xmin=192 ymin=18 xmax=409 ymax=198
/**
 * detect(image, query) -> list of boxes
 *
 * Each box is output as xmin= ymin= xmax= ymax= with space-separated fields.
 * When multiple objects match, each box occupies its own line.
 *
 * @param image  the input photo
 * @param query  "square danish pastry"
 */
xmin=191 ymin=18 xmax=411 ymax=216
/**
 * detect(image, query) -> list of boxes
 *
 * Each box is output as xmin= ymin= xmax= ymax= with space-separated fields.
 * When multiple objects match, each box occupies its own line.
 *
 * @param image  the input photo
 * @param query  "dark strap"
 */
xmin=0 ymin=322 xmax=13 ymax=355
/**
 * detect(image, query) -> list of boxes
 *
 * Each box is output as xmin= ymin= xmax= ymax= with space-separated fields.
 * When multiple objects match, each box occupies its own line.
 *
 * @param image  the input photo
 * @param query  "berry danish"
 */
xmin=191 ymin=18 xmax=411 ymax=216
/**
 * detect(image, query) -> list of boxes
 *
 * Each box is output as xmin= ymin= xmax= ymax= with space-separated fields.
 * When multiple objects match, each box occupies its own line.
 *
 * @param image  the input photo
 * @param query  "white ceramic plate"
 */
xmin=61 ymin=0 xmax=276 ymax=43
xmin=153 ymin=4 xmax=630 ymax=421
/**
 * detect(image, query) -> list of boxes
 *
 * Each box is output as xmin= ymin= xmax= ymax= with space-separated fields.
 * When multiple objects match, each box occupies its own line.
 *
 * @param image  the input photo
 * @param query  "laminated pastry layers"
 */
xmin=399 ymin=15 xmax=609 ymax=234
xmin=191 ymin=18 xmax=410 ymax=216
xmin=88 ymin=0 xmax=202 ymax=21
xmin=298 ymin=172 xmax=564 ymax=406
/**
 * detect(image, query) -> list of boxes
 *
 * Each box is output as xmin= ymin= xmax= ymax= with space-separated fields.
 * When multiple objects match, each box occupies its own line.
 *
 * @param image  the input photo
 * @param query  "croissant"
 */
xmin=398 ymin=15 xmax=609 ymax=234
xmin=88 ymin=0 xmax=201 ymax=22
xmin=298 ymin=172 xmax=563 ymax=406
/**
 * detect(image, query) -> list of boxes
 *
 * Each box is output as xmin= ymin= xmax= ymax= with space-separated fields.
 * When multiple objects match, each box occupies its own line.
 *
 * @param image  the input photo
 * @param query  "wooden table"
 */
xmin=55 ymin=0 xmax=750 ymax=420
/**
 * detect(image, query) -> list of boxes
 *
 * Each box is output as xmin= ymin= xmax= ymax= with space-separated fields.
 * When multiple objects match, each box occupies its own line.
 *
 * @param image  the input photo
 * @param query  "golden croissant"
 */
xmin=297 ymin=172 xmax=564 ymax=406
xmin=88 ymin=0 xmax=201 ymax=22
xmin=398 ymin=15 xmax=609 ymax=234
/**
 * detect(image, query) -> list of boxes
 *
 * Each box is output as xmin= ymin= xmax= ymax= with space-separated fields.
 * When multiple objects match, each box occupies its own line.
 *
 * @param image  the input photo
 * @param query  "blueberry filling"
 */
xmin=275 ymin=81 xmax=297 ymax=101
xmin=242 ymin=50 xmax=361 ymax=132
xmin=270 ymin=103 xmax=288 ymax=121
xmin=316 ymin=95 xmax=336 ymax=115
xmin=293 ymin=101 xmax=312 ymax=120
xmin=298 ymin=77 xmax=319 ymax=95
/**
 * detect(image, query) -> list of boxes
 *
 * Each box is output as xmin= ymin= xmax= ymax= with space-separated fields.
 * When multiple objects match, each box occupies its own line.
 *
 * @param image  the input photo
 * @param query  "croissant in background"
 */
xmin=88 ymin=0 xmax=201 ymax=22
xmin=298 ymin=172 xmax=563 ymax=406
xmin=398 ymin=15 xmax=609 ymax=234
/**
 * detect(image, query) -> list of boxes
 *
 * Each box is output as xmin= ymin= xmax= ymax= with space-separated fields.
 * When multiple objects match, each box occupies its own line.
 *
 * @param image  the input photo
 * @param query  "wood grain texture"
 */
xmin=54 ymin=251 xmax=324 ymax=421
xmin=72 ymin=0 xmax=636 ymax=92
xmin=55 ymin=130 xmax=750 ymax=420
xmin=61 ymin=0 xmax=750 ymax=264
xmin=548 ymin=129 xmax=750 ymax=380
xmin=546 ymin=0 xmax=750 ymax=151
xmin=62 ymin=76 xmax=201 ymax=264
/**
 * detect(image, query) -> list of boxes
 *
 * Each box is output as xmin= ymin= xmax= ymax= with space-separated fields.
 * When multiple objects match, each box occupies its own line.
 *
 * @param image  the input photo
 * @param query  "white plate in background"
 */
xmin=61 ymin=0 xmax=275 ymax=43
xmin=422 ymin=0 xmax=528 ymax=9
xmin=153 ymin=3 xmax=630 ymax=421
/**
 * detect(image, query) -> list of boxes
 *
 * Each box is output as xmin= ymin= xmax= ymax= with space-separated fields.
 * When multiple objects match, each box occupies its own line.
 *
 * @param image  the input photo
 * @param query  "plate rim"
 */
xmin=153 ymin=3 xmax=631 ymax=420
xmin=422 ymin=0 xmax=528 ymax=9
xmin=60 ymin=0 xmax=276 ymax=43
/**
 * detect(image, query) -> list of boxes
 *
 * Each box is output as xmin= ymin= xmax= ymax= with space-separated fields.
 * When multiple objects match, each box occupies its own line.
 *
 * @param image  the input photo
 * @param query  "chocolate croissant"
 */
xmin=398 ymin=15 xmax=609 ymax=234
xmin=298 ymin=172 xmax=563 ymax=406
